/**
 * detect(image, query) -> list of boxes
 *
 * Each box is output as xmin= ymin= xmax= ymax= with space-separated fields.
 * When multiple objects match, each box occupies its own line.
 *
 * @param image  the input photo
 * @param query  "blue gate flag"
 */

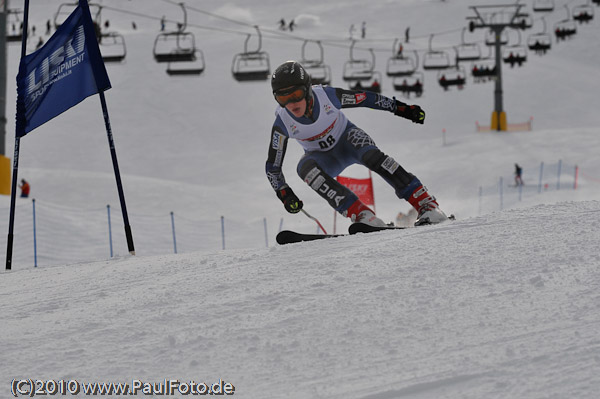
xmin=15 ymin=0 xmax=111 ymax=137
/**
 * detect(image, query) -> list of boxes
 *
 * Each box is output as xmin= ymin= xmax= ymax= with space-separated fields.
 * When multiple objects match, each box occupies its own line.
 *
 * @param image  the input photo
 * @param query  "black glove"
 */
xmin=276 ymin=186 xmax=303 ymax=214
xmin=394 ymin=100 xmax=426 ymax=124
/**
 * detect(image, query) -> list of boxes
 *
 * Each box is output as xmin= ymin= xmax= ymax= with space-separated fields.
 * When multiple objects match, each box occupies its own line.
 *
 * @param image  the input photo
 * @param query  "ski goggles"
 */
xmin=274 ymin=86 xmax=306 ymax=106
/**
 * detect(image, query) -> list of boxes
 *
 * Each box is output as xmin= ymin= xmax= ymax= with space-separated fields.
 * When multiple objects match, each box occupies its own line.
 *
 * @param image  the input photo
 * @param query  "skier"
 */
xmin=266 ymin=61 xmax=450 ymax=227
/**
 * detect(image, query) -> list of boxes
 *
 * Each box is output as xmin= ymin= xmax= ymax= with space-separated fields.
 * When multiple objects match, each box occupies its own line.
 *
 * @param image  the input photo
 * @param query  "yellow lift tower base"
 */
xmin=0 ymin=155 xmax=11 ymax=195
xmin=491 ymin=111 xmax=507 ymax=131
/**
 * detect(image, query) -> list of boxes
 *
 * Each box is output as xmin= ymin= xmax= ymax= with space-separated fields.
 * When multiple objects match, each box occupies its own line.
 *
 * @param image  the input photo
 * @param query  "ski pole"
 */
xmin=301 ymin=209 xmax=328 ymax=234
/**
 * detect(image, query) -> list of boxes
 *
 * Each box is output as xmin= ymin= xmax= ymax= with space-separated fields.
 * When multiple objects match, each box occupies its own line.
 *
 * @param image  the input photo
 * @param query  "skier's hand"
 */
xmin=395 ymin=102 xmax=426 ymax=124
xmin=277 ymin=186 xmax=303 ymax=214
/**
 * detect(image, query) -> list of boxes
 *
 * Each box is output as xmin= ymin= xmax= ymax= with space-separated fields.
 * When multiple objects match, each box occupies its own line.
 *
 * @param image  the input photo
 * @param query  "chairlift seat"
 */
xmin=99 ymin=32 xmax=126 ymax=63
xmin=392 ymin=73 xmax=424 ymax=97
xmin=438 ymin=68 xmax=466 ymax=90
xmin=166 ymin=66 xmax=204 ymax=76
xmin=348 ymin=71 xmax=382 ymax=93
xmin=166 ymin=50 xmax=205 ymax=76
xmin=533 ymin=0 xmax=554 ymax=12
xmin=231 ymin=52 xmax=270 ymax=82
xmin=554 ymin=20 xmax=577 ymax=41
xmin=527 ymin=34 xmax=551 ymax=54
xmin=573 ymin=7 xmax=594 ymax=23
xmin=472 ymin=65 xmax=497 ymax=78
xmin=155 ymin=49 xmax=196 ymax=63
xmin=423 ymin=51 xmax=451 ymax=70
xmin=456 ymin=43 xmax=482 ymax=62
xmin=7 ymin=33 xmax=22 ymax=42
xmin=386 ymin=54 xmax=417 ymax=77
xmin=342 ymin=60 xmax=374 ymax=81
xmin=153 ymin=31 xmax=197 ymax=63
xmin=305 ymin=63 xmax=331 ymax=85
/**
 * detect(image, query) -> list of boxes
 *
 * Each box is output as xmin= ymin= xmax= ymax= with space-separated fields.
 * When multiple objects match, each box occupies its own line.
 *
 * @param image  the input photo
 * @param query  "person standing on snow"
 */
xmin=265 ymin=61 xmax=450 ymax=227
xmin=19 ymin=179 xmax=30 ymax=198
xmin=514 ymin=163 xmax=524 ymax=186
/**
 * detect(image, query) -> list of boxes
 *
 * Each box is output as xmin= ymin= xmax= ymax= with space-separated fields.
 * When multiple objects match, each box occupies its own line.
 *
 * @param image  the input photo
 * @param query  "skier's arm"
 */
xmin=324 ymin=86 xmax=425 ymax=124
xmin=265 ymin=125 xmax=303 ymax=214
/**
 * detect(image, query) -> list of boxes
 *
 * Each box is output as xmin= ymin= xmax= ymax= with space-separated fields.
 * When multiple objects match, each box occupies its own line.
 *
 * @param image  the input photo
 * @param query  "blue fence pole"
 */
xmin=499 ymin=177 xmax=504 ymax=210
xmin=221 ymin=216 xmax=225 ymax=250
xmin=263 ymin=217 xmax=268 ymax=248
xmin=518 ymin=181 xmax=523 ymax=201
xmin=170 ymin=211 xmax=177 ymax=254
xmin=538 ymin=162 xmax=544 ymax=193
xmin=107 ymin=205 xmax=113 ymax=258
xmin=32 ymin=199 xmax=37 ymax=268
xmin=557 ymin=159 xmax=562 ymax=190
xmin=278 ymin=217 xmax=284 ymax=233
xmin=478 ymin=186 xmax=483 ymax=216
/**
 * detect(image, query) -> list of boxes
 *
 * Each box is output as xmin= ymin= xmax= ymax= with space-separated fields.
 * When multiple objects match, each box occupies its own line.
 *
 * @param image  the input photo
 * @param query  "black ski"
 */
xmin=276 ymin=230 xmax=346 ymax=245
xmin=350 ymin=214 xmax=456 ymax=234
xmin=348 ymin=223 xmax=408 ymax=235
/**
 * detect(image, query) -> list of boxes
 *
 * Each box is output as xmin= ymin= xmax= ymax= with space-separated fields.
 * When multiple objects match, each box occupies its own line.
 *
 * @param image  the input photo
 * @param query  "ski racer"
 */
xmin=265 ymin=60 xmax=450 ymax=227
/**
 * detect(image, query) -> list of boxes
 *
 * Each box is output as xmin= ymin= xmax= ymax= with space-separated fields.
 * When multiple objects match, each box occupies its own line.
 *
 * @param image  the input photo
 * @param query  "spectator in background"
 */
xmin=19 ymin=179 xmax=30 ymax=198
xmin=515 ymin=164 xmax=524 ymax=186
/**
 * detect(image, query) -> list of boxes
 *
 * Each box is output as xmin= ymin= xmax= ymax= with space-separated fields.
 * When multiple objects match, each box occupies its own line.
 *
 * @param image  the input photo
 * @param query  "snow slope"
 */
xmin=1 ymin=0 xmax=600 ymax=397
xmin=2 ymin=201 xmax=600 ymax=398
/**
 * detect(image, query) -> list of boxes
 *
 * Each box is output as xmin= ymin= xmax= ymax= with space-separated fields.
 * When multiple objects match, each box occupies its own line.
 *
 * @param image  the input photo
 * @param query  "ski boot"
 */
xmin=408 ymin=185 xmax=450 ymax=226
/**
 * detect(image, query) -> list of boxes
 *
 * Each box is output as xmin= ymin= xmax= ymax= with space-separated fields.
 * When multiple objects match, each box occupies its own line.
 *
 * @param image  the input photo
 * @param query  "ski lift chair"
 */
xmin=502 ymin=30 xmax=527 ymax=68
xmin=423 ymin=35 xmax=452 ymax=70
xmin=386 ymin=50 xmax=418 ymax=77
xmin=533 ymin=0 xmax=554 ymax=12
xmin=527 ymin=34 xmax=551 ymax=55
xmin=153 ymin=31 xmax=197 ymax=63
xmin=471 ymin=62 xmax=497 ymax=83
xmin=306 ymin=63 xmax=332 ymax=85
xmin=6 ymin=9 xmax=23 ymax=42
xmin=153 ymin=1 xmax=206 ymax=71
xmin=393 ymin=71 xmax=424 ymax=98
xmin=99 ymin=32 xmax=126 ymax=63
xmin=470 ymin=46 xmax=496 ymax=83
xmin=166 ymin=49 xmax=205 ymax=76
xmin=342 ymin=41 xmax=376 ymax=81
xmin=554 ymin=5 xmax=578 ymax=42
xmin=514 ymin=13 xmax=534 ymax=30
xmin=300 ymin=40 xmax=332 ymax=85
xmin=350 ymin=71 xmax=383 ymax=93
xmin=573 ymin=4 xmax=595 ymax=23
xmin=554 ymin=6 xmax=578 ymax=42
xmin=231 ymin=27 xmax=271 ymax=82
xmin=386 ymin=39 xmax=419 ymax=77
xmin=437 ymin=66 xmax=466 ymax=91
xmin=455 ymin=28 xmax=482 ymax=62
xmin=527 ymin=17 xmax=551 ymax=55
xmin=232 ymin=52 xmax=271 ymax=81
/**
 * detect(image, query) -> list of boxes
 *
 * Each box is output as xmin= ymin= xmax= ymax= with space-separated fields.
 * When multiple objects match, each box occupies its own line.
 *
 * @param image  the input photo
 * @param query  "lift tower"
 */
xmin=468 ymin=4 xmax=529 ymax=131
